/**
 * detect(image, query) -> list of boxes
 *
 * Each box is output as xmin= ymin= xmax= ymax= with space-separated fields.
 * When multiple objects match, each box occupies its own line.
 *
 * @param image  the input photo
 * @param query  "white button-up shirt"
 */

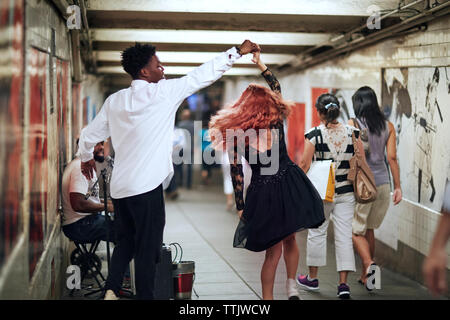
xmin=78 ymin=47 xmax=241 ymax=199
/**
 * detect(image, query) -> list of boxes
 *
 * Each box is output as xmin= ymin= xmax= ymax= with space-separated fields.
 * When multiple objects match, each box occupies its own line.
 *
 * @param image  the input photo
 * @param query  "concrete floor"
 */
xmin=163 ymin=186 xmax=437 ymax=300
xmin=62 ymin=180 xmax=440 ymax=300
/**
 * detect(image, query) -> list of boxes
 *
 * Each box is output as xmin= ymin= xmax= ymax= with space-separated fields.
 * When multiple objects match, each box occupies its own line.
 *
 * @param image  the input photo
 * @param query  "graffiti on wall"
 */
xmin=28 ymin=48 xmax=48 ymax=278
xmin=72 ymin=83 xmax=81 ymax=157
xmin=382 ymin=67 xmax=450 ymax=211
xmin=0 ymin=0 xmax=24 ymax=270
xmin=56 ymin=59 xmax=70 ymax=232
xmin=57 ymin=60 xmax=70 ymax=166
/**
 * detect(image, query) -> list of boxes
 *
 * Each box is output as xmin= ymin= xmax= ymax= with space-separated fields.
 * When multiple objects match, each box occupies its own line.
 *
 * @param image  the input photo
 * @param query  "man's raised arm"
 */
xmin=161 ymin=40 xmax=260 ymax=106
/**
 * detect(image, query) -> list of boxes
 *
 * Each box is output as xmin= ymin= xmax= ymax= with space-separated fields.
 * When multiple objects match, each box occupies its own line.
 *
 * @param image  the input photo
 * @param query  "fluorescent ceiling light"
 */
xmin=93 ymin=29 xmax=332 ymax=46
xmin=96 ymin=51 xmax=294 ymax=65
xmin=98 ymin=66 xmax=260 ymax=76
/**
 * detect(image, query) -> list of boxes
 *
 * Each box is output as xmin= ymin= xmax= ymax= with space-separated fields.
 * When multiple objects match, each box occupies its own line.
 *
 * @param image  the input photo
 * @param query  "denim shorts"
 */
xmin=62 ymin=214 xmax=114 ymax=243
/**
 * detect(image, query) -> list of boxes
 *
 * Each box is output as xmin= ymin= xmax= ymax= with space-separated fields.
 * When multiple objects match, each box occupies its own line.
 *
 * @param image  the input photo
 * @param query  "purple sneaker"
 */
xmin=296 ymin=274 xmax=320 ymax=291
xmin=337 ymin=283 xmax=351 ymax=299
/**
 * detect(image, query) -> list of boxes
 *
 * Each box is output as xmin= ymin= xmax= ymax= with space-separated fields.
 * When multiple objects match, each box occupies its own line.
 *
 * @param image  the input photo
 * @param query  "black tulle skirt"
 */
xmin=233 ymin=162 xmax=325 ymax=252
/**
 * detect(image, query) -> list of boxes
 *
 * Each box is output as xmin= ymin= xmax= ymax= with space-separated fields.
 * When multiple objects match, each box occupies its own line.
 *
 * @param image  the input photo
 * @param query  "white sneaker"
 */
xmin=286 ymin=278 xmax=300 ymax=300
xmin=104 ymin=290 xmax=119 ymax=300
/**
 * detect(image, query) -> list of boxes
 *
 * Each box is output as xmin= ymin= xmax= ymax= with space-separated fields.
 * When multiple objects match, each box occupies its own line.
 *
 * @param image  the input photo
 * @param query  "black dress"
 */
xmin=230 ymin=69 xmax=325 ymax=252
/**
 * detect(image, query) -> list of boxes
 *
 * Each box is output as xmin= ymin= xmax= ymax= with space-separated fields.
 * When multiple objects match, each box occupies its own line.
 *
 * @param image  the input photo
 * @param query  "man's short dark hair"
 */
xmin=121 ymin=43 xmax=156 ymax=79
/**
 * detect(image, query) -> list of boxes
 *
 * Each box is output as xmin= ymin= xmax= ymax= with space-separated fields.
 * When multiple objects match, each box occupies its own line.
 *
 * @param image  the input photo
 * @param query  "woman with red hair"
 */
xmin=209 ymin=53 xmax=325 ymax=300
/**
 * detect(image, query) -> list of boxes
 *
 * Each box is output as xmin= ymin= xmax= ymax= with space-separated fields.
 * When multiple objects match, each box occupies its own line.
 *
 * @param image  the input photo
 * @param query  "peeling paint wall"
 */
xmin=0 ymin=0 xmax=107 ymax=299
xmin=0 ymin=0 xmax=28 ymax=299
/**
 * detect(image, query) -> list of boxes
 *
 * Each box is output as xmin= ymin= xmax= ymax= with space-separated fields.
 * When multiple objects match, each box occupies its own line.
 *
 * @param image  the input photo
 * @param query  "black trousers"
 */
xmin=105 ymin=185 xmax=165 ymax=299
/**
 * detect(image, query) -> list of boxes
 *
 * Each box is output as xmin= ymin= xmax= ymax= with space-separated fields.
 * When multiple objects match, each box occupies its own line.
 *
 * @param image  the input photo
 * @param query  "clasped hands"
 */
xmin=238 ymin=40 xmax=262 ymax=65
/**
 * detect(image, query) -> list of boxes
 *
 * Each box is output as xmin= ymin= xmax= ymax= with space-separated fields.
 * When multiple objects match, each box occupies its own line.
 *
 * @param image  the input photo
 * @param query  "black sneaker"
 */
xmin=337 ymin=283 xmax=351 ymax=299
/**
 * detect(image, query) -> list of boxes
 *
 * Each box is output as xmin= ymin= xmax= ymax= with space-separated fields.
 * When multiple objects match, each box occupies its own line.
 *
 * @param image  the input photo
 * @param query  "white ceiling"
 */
xmin=86 ymin=0 xmax=403 ymax=82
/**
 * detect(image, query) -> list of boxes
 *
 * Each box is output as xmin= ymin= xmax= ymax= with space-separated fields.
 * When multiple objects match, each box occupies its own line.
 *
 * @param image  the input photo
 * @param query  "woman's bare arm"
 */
xmin=300 ymin=139 xmax=315 ymax=173
xmin=386 ymin=121 xmax=402 ymax=204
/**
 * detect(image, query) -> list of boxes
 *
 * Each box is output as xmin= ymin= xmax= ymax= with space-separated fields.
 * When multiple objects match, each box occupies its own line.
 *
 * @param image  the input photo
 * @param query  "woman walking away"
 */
xmin=297 ymin=93 xmax=365 ymax=299
xmin=350 ymin=86 xmax=402 ymax=290
xmin=209 ymin=51 xmax=325 ymax=300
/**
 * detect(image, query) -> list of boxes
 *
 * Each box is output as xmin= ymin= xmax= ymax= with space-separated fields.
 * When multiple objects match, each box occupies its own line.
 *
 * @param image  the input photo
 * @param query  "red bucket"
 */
xmin=173 ymin=261 xmax=195 ymax=299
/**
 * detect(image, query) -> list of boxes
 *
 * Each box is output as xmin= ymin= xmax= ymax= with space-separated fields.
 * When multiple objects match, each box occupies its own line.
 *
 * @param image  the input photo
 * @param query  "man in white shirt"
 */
xmin=78 ymin=40 xmax=260 ymax=300
xmin=62 ymin=142 xmax=114 ymax=242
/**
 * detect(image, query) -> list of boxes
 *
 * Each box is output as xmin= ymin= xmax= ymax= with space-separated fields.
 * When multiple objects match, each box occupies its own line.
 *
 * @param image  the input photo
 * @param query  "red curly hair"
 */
xmin=209 ymin=83 xmax=291 ymax=150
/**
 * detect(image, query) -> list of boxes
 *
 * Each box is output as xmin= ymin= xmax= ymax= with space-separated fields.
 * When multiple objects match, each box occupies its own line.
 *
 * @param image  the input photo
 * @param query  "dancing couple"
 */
xmin=79 ymin=38 xmax=327 ymax=300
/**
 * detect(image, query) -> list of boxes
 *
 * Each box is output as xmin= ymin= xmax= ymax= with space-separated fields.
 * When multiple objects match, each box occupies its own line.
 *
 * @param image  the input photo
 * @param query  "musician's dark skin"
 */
xmin=71 ymin=142 xmax=114 ymax=213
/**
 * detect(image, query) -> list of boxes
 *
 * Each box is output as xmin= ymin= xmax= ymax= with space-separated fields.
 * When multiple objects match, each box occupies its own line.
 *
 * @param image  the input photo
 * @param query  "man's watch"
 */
xmin=235 ymin=46 xmax=242 ymax=56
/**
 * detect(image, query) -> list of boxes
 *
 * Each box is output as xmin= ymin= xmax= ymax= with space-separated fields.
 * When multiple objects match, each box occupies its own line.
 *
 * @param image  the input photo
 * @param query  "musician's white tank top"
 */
xmin=62 ymin=158 xmax=101 ymax=226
